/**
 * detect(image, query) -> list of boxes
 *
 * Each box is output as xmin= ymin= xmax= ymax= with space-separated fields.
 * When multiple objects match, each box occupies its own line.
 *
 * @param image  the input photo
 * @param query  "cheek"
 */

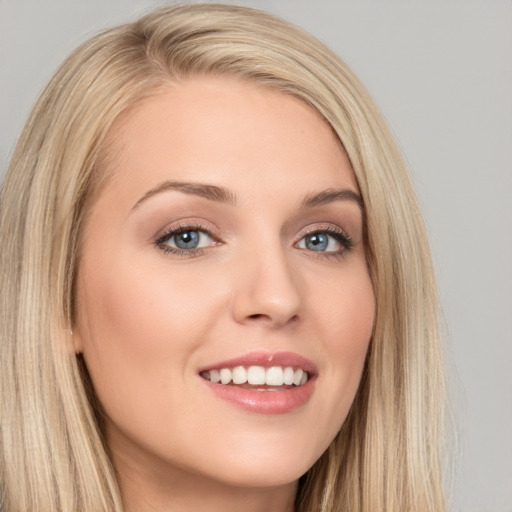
xmin=312 ymin=265 xmax=374 ymax=414
xmin=333 ymin=275 xmax=374 ymax=373
xmin=333 ymin=284 xmax=375 ymax=354
xmin=310 ymin=259 xmax=375 ymax=356
xmin=75 ymin=256 xmax=231 ymax=459
xmin=75 ymin=254 xmax=232 ymax=407
xmin=79 ymin=255 xmax=215 ymax=350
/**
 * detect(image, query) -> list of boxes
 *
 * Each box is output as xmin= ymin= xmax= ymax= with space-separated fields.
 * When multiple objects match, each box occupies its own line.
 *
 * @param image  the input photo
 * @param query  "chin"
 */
xmin=182 ymin=428 xmax=331 ymax=489
xmin=200 ymin=455 xmax=312 ymax=489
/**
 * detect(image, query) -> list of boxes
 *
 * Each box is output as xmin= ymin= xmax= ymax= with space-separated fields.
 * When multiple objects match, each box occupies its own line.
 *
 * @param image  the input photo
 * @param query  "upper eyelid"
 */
xmin=154 ymin=219 xmax=220 ymax=243
xmin=294 ymin=223 xmax=351 ymax=240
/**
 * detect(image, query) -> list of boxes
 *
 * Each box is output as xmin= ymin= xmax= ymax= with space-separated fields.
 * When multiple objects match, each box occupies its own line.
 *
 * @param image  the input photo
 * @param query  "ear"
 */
xmin=70 ymin=327 xmax=84 ymax=354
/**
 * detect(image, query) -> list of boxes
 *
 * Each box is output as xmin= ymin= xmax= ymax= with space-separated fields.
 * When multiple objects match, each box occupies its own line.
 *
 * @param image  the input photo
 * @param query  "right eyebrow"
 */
xmin=300 ymin=188 xmax=363 ymax=210
xmin=130 ymin=180 xmax=237 ymax=212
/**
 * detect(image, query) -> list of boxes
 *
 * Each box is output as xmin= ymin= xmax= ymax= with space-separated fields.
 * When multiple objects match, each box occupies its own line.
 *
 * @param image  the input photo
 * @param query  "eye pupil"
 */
xmin=175 ymin=231 xmax=199 ymax=249
xmin=306 ymin=233 xmax=328 ymax=251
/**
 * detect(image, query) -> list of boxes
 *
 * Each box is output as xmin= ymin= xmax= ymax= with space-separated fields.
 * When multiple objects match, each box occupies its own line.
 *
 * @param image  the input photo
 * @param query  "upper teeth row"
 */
xmin=201 ymin=366 xmax=308 ymax=386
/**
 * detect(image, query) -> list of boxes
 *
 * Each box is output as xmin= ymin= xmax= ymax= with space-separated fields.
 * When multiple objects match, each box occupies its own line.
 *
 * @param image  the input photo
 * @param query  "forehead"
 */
xmin=97 ymin=76 xmax=357 ymax=206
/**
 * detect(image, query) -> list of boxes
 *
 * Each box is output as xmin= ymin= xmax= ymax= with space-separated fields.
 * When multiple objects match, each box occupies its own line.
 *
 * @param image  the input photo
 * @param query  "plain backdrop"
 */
xmin=1 ymin=1 xmax=511 ymax=510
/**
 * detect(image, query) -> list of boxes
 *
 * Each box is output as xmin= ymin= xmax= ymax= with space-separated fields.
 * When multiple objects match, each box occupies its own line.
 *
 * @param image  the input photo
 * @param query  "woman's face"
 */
xmin=75 ymin=77 xmax=375 ymax=493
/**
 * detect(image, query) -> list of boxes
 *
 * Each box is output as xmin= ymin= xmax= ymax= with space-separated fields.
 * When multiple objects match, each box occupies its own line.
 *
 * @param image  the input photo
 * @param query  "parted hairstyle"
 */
xmin=0 ymin=3 xmax=446 ymax=511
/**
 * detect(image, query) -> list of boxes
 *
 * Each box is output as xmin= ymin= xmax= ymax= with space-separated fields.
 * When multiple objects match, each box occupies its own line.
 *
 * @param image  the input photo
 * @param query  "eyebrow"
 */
xmin=131 ymin=180 xmax=363 ymax=212
xmin=131 ymin=180 xmax=237 ymax=211
xmin=300 ymin=188 xmax=363 ymax=210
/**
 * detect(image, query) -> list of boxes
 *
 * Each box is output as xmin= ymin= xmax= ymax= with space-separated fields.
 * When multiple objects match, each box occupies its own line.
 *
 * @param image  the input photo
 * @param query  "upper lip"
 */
xmin=198 ymin=351 xmax=318 ymax=376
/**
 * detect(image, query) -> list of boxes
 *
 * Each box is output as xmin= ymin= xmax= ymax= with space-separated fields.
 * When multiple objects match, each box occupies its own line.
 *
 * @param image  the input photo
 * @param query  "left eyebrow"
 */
xmin=300 ymin=188 xmax=363 ymax=210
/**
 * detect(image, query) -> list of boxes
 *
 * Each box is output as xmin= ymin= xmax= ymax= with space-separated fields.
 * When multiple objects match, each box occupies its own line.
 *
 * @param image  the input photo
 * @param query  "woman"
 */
xmin=0 ymin=4 xmax=446 ymax=511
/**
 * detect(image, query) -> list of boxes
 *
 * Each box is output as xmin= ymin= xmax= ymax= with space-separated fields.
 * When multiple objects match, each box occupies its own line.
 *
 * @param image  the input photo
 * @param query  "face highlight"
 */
xmin=74 ymin=77 xmax=375 ymax=504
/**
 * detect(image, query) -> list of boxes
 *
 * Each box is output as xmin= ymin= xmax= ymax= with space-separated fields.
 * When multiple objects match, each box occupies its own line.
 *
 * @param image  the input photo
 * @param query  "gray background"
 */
xmin=1 ymin=1 xmax=511 ymax=510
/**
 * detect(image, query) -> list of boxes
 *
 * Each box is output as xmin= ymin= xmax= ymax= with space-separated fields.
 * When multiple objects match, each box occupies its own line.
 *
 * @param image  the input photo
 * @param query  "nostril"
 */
xmin=246 ymin=312 xmax=299 ymax=327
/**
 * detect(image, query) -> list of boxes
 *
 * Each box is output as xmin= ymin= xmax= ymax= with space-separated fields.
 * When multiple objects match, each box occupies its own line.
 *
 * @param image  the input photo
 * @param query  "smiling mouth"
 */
xmin=200 ymin=365 xmax=309 ymax=389
xmin=199 ymin=353 xmax=317 ymax=413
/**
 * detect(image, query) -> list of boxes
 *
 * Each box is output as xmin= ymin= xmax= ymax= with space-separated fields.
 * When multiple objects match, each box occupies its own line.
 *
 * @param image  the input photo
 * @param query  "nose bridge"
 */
xmin=231 ymin=230 xmax=302 ymax=327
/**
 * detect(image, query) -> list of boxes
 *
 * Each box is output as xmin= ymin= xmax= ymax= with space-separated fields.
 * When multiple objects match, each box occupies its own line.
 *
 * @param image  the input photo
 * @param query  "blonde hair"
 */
xmin=0 ymin=4 xmax=446 ymax=511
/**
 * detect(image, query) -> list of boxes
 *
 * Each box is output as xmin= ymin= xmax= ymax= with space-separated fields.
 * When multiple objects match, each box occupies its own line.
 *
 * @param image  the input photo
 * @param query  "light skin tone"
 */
xmin=74 ymin=77 xmax=375 ymax=512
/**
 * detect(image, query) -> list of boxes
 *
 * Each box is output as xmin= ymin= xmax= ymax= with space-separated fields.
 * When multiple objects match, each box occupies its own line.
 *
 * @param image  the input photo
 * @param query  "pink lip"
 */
xmin=198 ymin=351 xmax=317 ymax=415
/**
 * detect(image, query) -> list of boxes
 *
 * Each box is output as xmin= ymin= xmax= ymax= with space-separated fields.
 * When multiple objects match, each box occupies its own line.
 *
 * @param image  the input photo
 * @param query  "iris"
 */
xmin=305 ymin=233 xmax=329 ymax=251
xmin=174 ymin=230 xmax=200 ymax=249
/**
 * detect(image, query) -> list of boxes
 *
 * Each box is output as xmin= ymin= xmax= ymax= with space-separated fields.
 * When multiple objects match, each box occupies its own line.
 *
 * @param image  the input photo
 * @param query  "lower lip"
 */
xmin=201 ymin=377 xmax=316 ymax=414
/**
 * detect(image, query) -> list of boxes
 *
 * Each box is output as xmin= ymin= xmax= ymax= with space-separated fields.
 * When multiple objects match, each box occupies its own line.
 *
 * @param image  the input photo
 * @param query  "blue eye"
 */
xmin=172 ymin=230 xmax=201 ymax=249
xmin=304 ymin=233 xmax=330 ymax=251
xmin=297 ymin=229 xmax=352 ymax=254
xmin=157 ymin=227 xmax=216 ymax=254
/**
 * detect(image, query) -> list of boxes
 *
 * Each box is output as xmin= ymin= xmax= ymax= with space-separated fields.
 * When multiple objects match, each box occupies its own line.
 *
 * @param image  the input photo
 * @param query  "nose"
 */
xmin=231 ymin=246 xmax=302 ymax=329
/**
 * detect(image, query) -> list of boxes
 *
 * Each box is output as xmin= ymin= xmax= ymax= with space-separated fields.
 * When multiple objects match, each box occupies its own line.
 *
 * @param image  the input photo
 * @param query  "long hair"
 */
xmin=0 ymin=4 xmax=446 ymax=511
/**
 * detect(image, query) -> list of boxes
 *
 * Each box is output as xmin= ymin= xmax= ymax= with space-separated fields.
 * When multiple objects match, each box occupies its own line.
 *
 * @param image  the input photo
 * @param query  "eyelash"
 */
xmin=154 ymin=223 xmax=354 ymax=258
xmin=298 ymin=225 xmax=354 ymax=260
xmin=155 ymin=222 xmax=218 ymax=257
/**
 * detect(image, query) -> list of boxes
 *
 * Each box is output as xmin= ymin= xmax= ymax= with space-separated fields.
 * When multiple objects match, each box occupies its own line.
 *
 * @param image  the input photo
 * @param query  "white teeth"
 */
xmin=247 ymin=366 xmax=266 ymax=385
xmin=283 ymin=366 xmax=295 ymax=385
xmin=220 ymin=368 xmax=232 ymax=385
xmin=266 ymin=366 xmax=284 ymax=386
xmin=232 ymin=366 xmax=248 ymax=384
xmin=202 ymin=365 xmax=309 ymax=387
xmin=209 ymin=369 xmax=221 ymax=383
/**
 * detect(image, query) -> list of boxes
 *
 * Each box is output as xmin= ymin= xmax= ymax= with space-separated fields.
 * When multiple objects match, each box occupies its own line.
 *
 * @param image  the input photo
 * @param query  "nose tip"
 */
xmin=231 ymin=255 xmax=301 ymax=329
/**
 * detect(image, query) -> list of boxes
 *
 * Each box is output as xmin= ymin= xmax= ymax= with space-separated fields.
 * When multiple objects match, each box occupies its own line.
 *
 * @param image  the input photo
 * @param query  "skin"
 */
xmin=74 ymin=77 xmax=375 ymax=512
